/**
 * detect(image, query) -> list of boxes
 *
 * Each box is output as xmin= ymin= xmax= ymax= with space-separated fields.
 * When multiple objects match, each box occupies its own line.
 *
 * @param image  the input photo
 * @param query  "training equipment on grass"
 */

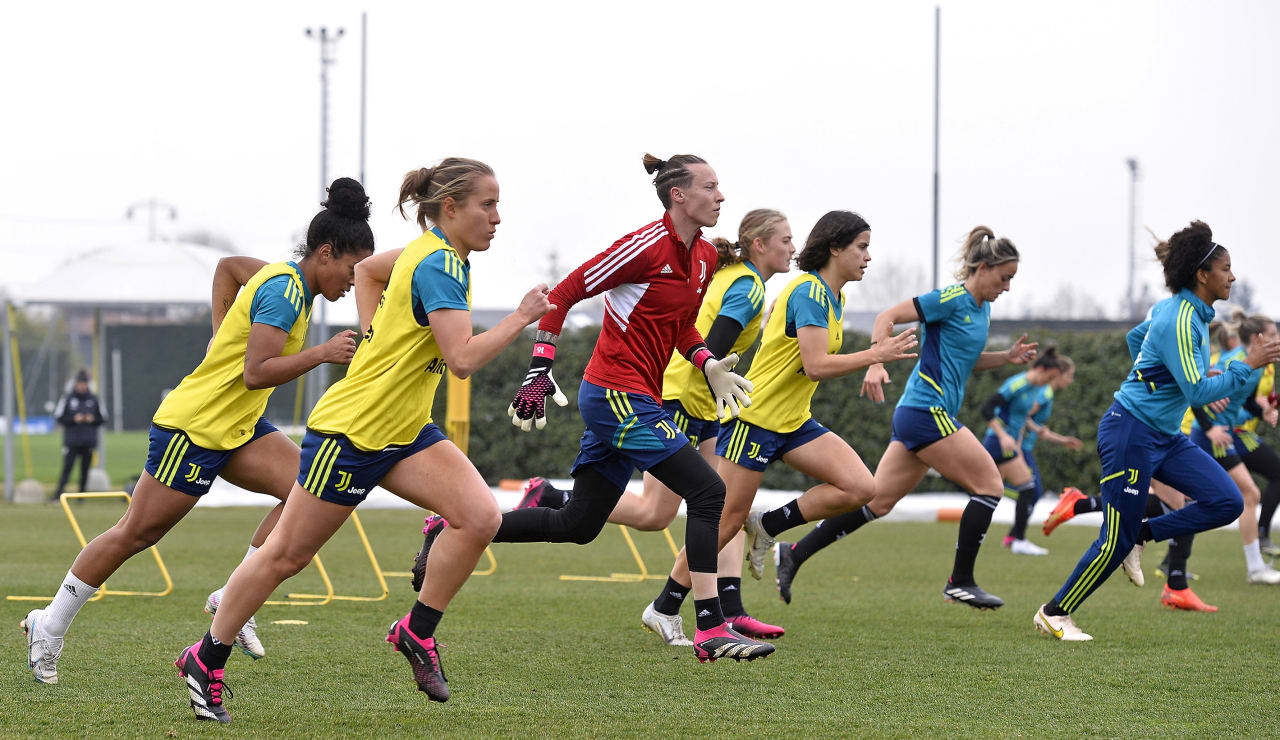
xmin=560 ymin=525 xmax=680 ymax=583
xmin=6 ymin=491 xmax=172 ymax=601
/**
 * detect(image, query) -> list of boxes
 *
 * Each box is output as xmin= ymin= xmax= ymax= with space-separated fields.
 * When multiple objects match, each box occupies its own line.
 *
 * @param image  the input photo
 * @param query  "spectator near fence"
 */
xmin=52 ymin=370 xmax=105 ymax=500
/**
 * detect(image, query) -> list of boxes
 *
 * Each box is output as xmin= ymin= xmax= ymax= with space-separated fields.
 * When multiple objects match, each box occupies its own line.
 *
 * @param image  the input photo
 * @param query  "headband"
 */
xmin=1196 ymin=241 xmax=1223 ymax=269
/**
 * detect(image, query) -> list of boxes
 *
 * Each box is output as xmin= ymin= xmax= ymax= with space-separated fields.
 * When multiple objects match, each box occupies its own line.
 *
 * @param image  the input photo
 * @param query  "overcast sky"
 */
xmin=3 ymin=0 xmax=1277 ymax=324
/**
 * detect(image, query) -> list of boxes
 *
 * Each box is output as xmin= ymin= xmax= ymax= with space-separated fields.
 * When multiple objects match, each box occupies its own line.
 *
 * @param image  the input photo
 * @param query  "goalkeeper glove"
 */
xmin=508 ymin=341 xmax=568 ymax=431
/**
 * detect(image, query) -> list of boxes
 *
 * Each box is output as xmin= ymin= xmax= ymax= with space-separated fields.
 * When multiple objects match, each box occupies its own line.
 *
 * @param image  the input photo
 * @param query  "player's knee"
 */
xmin=836 ymin=474 xmax=876 ymax=510
xmin=274 ymin=548 xmax=315 ymax=580
xmin=683 ymin=476 xmax=726 ymax=524
xmin=632 ymin=507 xmax=674 ymax=532
xmin=115 ymin=522 xmax=165 ymax=555
xmin=1211 ymin=490 xmax=1245 ymax=525
xmin=565 ymin=516 xmax=608 ymax=545
xmin=1240 ymin=481 xmax=1261 ymax=506
xmin=450 ymin=500 xmax=502 ymax=541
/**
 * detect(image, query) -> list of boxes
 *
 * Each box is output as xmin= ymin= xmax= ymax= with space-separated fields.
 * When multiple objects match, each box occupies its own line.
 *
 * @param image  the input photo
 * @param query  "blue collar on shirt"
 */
xmin=805 ymin=270 xmax=840 ymax=312
xmin=1176 ymin=288 xmax=1216 ymax=322
xmin=286 ymin=260 xmax=313 ymax=306
xmin=430 ymin=225 xmax=452 ymax=247
xmin=742 ymin=260 xmax=762 ymax=280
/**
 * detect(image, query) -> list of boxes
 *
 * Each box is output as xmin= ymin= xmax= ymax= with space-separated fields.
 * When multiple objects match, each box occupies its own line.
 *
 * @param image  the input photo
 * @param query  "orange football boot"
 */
xmin=1043 ymin=487 xmax=1086 ymax=536
xmin=1161 ymin=584 xmax=1218 ymax=613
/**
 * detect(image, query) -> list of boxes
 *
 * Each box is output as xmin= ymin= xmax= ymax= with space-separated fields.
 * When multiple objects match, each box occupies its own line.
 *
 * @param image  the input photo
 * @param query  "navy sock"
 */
xmin=1074 ymin=496 xmax=1102 ymax=515
xmin=409 ymin=601 xmax=444 ymax=639
xmin=1139 ymin=521 xmax=1153 ymax=544
xmin=1008 ymin=481 xmax=1038 ymax=540
xmin=1165 ymin=534 xmax=1193 ymax=590
xmin=951 ymin=494 xmax=1000 ymax=585
xmin=717 ymin=577 xmax=745 ymax=617
xmin=1043 ymin=600 xmax=1067 ymax=617
xmin=760 ymin=498 xmax=807 ymax=538
xmin=653 ymin=576 xmax=690 ymax=616
xmin=791 ymin=506 xmax=876 ymax=566
xmin=199 ymin=630 xmax=233 ymax=671
xmin=693 ymin=597 xmax=725 ymax=631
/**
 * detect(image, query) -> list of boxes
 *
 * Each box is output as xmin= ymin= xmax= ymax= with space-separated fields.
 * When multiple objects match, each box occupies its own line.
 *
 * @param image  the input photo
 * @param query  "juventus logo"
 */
xmin=1127 ymin=468 xmax=1139 ymax=485
xmin=184 ymin=463 xmax=202 ymax=483
xmin=335 ymin=471 xmax=352 ymax=492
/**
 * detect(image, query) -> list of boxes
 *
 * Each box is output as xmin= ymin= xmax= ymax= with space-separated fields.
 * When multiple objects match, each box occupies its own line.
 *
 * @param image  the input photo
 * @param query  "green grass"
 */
xmin=0 ymin=432 xmax=151 ymax=493
xmin=2 ymin=504 xmax=1279 ymax=737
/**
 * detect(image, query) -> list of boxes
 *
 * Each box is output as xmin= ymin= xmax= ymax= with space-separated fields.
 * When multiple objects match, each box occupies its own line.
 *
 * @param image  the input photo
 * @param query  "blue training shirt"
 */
xmin=982 ymin=371 xmax=1041 ymax=445
xmin=786 ymin=270 xmax=841 ymax=335
xmin=897 ymin=283 xmax=991 ymax=416
xmin=249 ymin=261 xmax=312 ymax=331
xmin=1022 ymin=385 xmax=1054 ymax=451
xmin=411 ymin=227 xmax=470 ymax=324
xmin=719 ymin=261 xmax=765 ymax=329
xmin=1115 ymin=288 xmax=1254 ymax=435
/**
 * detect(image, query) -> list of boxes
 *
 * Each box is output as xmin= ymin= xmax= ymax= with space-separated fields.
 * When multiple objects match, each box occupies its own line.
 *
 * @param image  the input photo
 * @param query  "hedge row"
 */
xmin=455 ymin=326 xmax=1259 ymax=494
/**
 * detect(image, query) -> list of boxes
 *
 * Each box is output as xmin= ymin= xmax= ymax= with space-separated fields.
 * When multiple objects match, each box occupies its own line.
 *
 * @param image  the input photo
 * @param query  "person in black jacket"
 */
xmin=52 ymin=370 xmax=105 ymax=499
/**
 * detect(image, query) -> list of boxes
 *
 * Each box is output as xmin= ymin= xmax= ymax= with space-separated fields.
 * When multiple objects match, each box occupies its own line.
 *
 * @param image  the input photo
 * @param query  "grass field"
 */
xmin=3 ymin=503 xmax=1279 ymax=738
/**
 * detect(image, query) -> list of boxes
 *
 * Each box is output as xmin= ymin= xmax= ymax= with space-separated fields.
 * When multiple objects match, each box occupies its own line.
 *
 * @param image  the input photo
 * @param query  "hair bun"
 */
xmin=324 ymin=177 xmax=371 ymax=221
xmin=642 ymin=153 xmax=667 ymax=175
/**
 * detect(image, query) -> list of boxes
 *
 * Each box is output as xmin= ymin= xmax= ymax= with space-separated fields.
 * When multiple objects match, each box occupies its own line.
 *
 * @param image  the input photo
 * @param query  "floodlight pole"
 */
xmin=360 ymin=13 xmax=367 ymax=185
xmin=126 ymin=198 xmax=177 ymax=242
xmin=305 ymin=25 xmax=344 ymax=412
xmin=931 ymin=6 xmax=941 ymax=291
xmin=1126 ymin=158 xmax=1140 ymax=319
xmin=3 ymin=291 xmax=13 ymax=503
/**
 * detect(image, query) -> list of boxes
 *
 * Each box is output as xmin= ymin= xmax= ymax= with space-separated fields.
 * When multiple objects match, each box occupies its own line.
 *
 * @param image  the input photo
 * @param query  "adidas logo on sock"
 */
xmin=722 ymin=584 xmax=737 ymax=591
xmin=669 ymin=591 xmax=686 ymax=600
xmin=783 ymin=507 xmax=791 ymax=518
xmin=697 ymin=609 xmax=712 ymax=617
xmin=660 ymin=264 xmax=673 ymax=274
xmin=63 ymin=583 xmax=77 ymax=597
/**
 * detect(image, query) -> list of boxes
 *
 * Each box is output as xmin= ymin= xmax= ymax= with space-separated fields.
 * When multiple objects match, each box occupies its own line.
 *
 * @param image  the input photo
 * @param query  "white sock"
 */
xmin=1245 ymin=540 xmax=1265 ymax=572
xmin=243 ymin=544 xmax=259 ymax=562
xmin=44 ymin=571 xmax=98 ymax=637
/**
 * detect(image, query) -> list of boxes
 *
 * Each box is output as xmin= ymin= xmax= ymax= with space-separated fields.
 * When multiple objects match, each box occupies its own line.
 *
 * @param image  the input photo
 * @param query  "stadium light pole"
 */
xmin=304 ymin=25 xmax=344 ymax=413
xmin=931 ymin=6 xmax=941 ymax=291
xmin=359 ymin=13 xmax=367 ymax=186
xmin=125 ymin=198 xmax=177 ymax=242
xmin=1126 ymin=158 xmax=1140 ymax=319
xmin=3 ymin=291 xmax=13 ymax=502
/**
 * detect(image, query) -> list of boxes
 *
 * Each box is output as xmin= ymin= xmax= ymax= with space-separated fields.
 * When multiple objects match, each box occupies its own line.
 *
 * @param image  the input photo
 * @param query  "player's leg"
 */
xmin=1001 ymin=453 xmax=1045 ymax=554
xmin=75 ymin=446 xmax=93 ymax=494
xmin=1241 ymin=440 xmax=1280 ymax=555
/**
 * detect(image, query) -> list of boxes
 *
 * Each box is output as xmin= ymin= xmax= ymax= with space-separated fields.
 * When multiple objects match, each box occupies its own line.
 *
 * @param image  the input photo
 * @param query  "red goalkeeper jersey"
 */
xmin=540 ymin=212 xmax=716 ymax=401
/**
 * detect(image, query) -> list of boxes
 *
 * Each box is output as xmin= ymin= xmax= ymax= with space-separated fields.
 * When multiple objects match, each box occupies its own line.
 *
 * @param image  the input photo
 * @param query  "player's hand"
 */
xmin=508 ymin=347 xmax=568 ymax=431
xmin=1206 ymin=425 xmax=1233 ymax=450
xmin=320 ymin=330 xmax=359 ymax=365
xmin=704 ymin=353 xmax=753 ymax=420
xmin=871 ymin=328 xmax=918 ymax=365
xmin=1208 ymin=397 xmax=1230 ymax=414
xmin=1246 ymin=336 xmax=1280 ymax=370
xmin=517 ymin=284 xmax=555 ymax=325
xmin=1063 ymin=435 xmax=1084 ymax=452
xmin=1007 ymin=334 xmax=1038 ymax=365
xmin=860 ymin=364 xmax=891 ymax=404
xmin=998 ymin=431 xmax=1018 ymax=455
xmin=1264 ymin=407 xmax=1279 ymax=428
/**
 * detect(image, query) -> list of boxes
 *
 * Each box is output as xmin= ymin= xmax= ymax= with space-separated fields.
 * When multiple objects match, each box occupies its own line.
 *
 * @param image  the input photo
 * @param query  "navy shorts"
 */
xmin=145 ymin=418 xmax=278 ymax=496
xmin=982 ymin=432 xmax=1020 ymax=464
xmin=298 ymin=423 xmax=447 ymax=506
xmin=891 ymin=405 xmax=963 ymax=452
xmin=1188 ymin=426 xmax=1246 ymax=470
xmin=572 ymin=381 xmax=690 ymax=491
xmin=665 ymin=399 xmax=719 ymax=448
xmin=716 ymin=417 xmax=829 ymax=472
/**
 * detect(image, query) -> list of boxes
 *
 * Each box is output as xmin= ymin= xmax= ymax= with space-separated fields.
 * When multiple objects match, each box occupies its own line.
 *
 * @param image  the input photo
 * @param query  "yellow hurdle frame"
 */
xmin=560 ymin=525 xmax=680 ymax=583
xmin=7 ymin=492 xmax=173 ymax=602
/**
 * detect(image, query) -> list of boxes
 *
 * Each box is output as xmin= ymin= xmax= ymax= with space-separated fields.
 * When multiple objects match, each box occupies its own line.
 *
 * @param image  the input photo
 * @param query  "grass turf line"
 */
xmin=2 ymin=504 xmax=1279 ymax=737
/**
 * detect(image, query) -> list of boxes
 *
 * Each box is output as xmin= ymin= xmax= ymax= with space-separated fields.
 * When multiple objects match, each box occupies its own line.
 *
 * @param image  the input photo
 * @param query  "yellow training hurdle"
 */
xmin=560 ymin=525 xmax=680 ymax=583
xmin=6 ymin=492 xmax=173 ymax=602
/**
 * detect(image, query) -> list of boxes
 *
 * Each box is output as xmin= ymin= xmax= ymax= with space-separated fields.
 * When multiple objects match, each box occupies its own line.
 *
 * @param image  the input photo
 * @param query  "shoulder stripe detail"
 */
xmin=584 ymin=222 xmax=665 ymax=288
xmin=1176 ymin=301 xmax=1200 ymax=383
xmin=585 ymin=227 xmax=666 ymax=293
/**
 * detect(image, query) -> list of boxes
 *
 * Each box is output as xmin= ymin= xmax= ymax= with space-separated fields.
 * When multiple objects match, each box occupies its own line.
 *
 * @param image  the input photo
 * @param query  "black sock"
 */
xmin=199 ymin=630 xmax=233 ymax=671
xmin=1139 ymin=521 xmax=1153 ymax=544
xmin=1259 ymin=480 xmax=1280 ymax=539
xmin=1009 ymin=482 xmax=1038 ymax=540
xmin=1073 ymin=496 xmax=1103 ymax=515
xmin=791 ymin=506 xmax=876 ymax=566
xmin=1165 ymin=534 xmax=1193 ymax=590
xmin=718 ymin=577 xmax=745 ymax=617
xmin=537 ymin=482 xmax=569 ymax=510
xmin=760 ymin=498 xmax=807 ymax=538
xmin=409 ymin=600 xmax=444 ymax=639
xmin=653 ymin=576 xmax=690 ymax=616
xmin=1043 ymin=600 xmax=1067 ymax=617
xmin=1145 ymin=495 xmax=1165 ymax=518
xmin=951 ymin=495 xmax=1000 ymax=586
xmin=693 ymin=597 xmax=725 ymax=631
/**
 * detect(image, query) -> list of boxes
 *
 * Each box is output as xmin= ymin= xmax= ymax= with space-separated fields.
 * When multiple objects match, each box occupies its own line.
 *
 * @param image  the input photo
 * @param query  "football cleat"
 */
xmin=1042 ymin=487 xmax=1086 ymax=536
xmin=21 ymin=609 xmax=62 ymax=684
xmin=1121 ymin=543 xmax=1144 ymax=587
xmin=517 ymin=477 xmax=550 ymax=510
xmin=641 ymin=601 xmax=692 ymax=647
xmin=386 ymin=614 xmax=449 ymax=702
xmin=1246 ymin=566 xmax=1280 ymax=585
xmin=1259 ymin=536 xmax=1280 ymax=558
xmin=726 ymin=614 xmax=785 ymax=640
xmin=410 ymin=515 xmax=449 ymax=593
xmin=1002 ymin=535 xmax=1016 ymax=549
xmin=692 ymin=623 xmax=774 ymax=663
xmin=1160 ymin=584 xmax=1217 ymax=612
xmin=942 ymin=579 xmax=1004 ymax=610
xmin=1033 ymin=604 xmax=1092 ymax=641
xmin=773 ymin=541 xmax=797 ymax=605
xmin=204 ymin=589 xmax=264 ymax=659
xmin=1009 ymin=539 xmax=1049 ymax=556
xmin=743 ymin=511 xmax=775 ymax=581
xmin=175 ymin=641 xmax=232 ymax=723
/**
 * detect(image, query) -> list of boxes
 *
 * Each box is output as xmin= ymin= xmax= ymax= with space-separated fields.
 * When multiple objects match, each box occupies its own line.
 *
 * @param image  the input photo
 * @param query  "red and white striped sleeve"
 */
xmin=537 ymin=221 xmax=665 ymax=336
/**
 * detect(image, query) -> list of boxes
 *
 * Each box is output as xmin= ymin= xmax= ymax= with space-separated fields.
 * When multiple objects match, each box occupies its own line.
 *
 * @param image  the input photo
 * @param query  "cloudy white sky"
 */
xmin=2 ymin=0 xmax=1277 ymax=323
